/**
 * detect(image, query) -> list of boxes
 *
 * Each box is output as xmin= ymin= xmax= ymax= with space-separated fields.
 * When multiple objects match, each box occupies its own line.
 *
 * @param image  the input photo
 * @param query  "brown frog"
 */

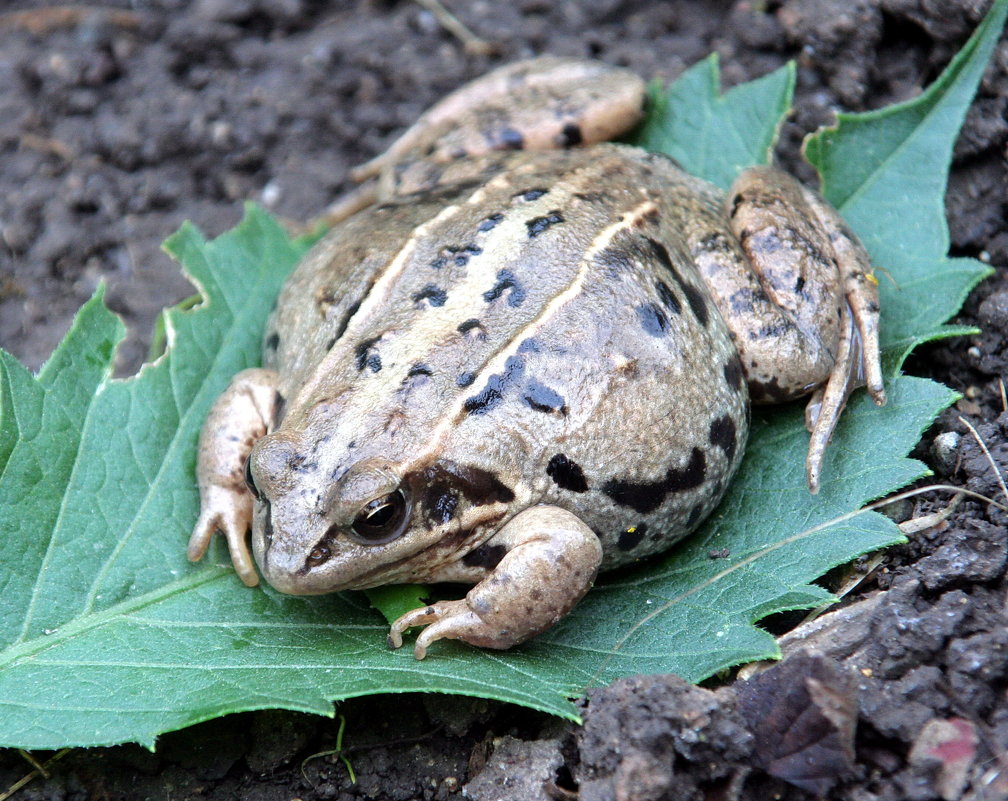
xmin=187 ymin=57 xmax=884 ymax=659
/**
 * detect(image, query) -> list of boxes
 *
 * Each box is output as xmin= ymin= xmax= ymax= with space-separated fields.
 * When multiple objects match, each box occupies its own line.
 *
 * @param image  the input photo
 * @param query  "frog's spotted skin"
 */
xmin=189 ymin=58 xmax=883 ymax=659
xmin=250 ymin=146 xmax=747 ymax=594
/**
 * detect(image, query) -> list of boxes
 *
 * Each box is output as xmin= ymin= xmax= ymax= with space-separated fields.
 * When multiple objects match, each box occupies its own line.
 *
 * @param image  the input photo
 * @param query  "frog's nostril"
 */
xmin=306 ymin=543 xmax=331 ymax=567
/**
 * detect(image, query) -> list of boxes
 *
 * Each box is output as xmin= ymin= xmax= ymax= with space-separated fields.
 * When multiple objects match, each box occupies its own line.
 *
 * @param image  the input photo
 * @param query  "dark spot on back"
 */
xmin=412 ymin=284 xmax=448 ymax=307
xmin=402 ymin=363 xmax=433 ymax=391
xmin=723 ymin=356 xmax=744 ymax=391
xmin=354 ymin=337 xmax=382 ymax=373
xmin=498 ymin=126 xmax=524 ymax=150
xmin=709 ymin=414 xmax=738 ymax=460
xmin=457 ymin=318 xmax=487 ymax=340
xmin=643 ymin=236 xmax=674 ymax=271
xmin=546 ymin=453 xmax=588 ymax=493
xmin=602 ymin=447 xmax=707 ymax=514
xmin=517 ymin=337 xmax=540 ymax=354
xmin=478 ymin=213 xmax=504 ymax=232
xmin=637 ymin=302 xmax=670 ymax=337
xmin=617 ymin=523 xmax=648 ymax=551
xmin=462 ymin=543 xmax=507 ymax=570
xmin=679 ymin=282 xmax=710 ymax=326
xmin=456 ymin=371 xmax=476 ymax=387
xmin=515 ymin=188 xmax=547 ymax=202
xmin=644 ymin=235 xmax=709 ymax=326
xmin=526 ymin=210 xmax=565 ymax=238
xmin=463 ymin=355 xmax=524 ymax=415
xmin=574 ymin=191 xmax=606 ymax=203
xmin=265 ymin=332 xmax=280 ymax=352
xmin=558 ymin=122 xmax=582 ymax=147
xmin=464 ymin=377 xmax=503 ymax=414
xmin=523 ymin=380 xmax=567 ymax=415
xmin=483 ymin=269 xmax=526 ymax=307
xmin=655 ymin=281 xmax=681 ymax=315
xmin=687 ymin=502 xmax=706 ymax=528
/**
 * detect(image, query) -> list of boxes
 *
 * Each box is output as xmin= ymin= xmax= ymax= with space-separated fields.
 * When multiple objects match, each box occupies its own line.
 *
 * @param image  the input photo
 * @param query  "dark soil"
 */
xmin=1 ymin=1 xmax=1006 ymax=800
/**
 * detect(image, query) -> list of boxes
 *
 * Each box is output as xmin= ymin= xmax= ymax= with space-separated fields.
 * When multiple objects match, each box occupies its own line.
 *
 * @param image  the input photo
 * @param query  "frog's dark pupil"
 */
xmin=351 ymin=491 xmax=409 ymax=543
xmin=363 ymin=501 xmax=394 ymax=528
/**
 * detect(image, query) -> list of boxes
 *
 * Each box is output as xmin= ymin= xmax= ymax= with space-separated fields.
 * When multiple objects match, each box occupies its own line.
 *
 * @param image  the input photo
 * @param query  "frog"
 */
xmin=187 ymin=56 xmax=885 ymax=659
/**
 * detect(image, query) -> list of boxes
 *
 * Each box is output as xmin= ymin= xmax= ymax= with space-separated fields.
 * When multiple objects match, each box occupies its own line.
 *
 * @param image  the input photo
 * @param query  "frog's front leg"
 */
xmin=388 ymin=505 xmax=603 ymax=659
xmin=706 ymin=166 xmax=885 ymax=492
xmin=188 ymin=368 xmax=281 ymax=586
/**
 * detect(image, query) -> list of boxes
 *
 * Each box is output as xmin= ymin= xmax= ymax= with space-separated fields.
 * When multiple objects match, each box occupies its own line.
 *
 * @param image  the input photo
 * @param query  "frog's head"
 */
xmin=246 ymin=431 xmax=517 ymax=594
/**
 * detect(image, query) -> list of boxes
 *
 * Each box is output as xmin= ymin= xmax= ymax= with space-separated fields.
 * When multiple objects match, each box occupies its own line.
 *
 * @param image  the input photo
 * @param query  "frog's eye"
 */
xmin=350 ymin=489 xmax=411 ymax=545
xmin=244 ymin=457 xmax=262 ymax=500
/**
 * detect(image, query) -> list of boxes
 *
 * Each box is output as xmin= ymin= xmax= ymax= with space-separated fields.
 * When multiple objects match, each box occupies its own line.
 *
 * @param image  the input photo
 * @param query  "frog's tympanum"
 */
xmin=188 ymin=58 xmax=885 ymax=658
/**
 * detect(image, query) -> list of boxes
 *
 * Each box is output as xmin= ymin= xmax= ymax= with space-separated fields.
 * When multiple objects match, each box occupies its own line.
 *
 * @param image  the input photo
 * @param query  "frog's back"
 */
xmin=265 ymin=144 xmax=748 ymax=568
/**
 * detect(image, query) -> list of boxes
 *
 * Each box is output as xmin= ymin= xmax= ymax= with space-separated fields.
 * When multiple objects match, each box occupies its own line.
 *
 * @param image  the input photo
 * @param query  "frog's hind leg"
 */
xmin=351 ymin=57 xmax=647 ymax=186
xmin=723 ymin=166 xmax=885 ymax=492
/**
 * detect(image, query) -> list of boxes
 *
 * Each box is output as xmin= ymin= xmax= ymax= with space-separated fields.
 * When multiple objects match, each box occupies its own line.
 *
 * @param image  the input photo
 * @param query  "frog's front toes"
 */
xmin=189 ymin=486 xmax=259 ymax=586
xmin=389 ymin=600 xmax=502 ymax=660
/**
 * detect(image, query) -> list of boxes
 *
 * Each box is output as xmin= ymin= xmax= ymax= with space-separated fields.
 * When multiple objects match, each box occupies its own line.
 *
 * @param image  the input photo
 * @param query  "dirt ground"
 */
xmin=1 ymin=1 xmax=1006 ymax=799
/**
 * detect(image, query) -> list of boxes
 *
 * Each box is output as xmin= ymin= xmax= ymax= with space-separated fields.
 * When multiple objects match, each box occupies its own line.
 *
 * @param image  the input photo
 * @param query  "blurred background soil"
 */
xmin=0 ymin=1 xmax=1006 ymax=799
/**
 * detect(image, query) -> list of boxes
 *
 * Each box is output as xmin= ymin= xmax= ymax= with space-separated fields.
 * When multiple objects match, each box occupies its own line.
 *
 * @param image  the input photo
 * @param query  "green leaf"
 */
xmin=803 ymin=0 xmax=1007 ymax=364
xmin=1 ymin=0 xmax=1003 ymax=748
xmin=632 ymin=54 xmax=796 ymax=190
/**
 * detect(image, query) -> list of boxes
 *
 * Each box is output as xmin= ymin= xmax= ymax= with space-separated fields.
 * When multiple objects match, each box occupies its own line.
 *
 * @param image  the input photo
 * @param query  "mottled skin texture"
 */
xmin=189 ymin=57 xmax=884 ymax=658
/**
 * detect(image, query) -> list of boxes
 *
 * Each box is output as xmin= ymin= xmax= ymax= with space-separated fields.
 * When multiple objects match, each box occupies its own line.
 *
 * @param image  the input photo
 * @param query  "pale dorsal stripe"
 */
xmin=288 ymin=177 xmax=511 ymax=413
xmin=418 ymin=199 xmax=660 ymax=460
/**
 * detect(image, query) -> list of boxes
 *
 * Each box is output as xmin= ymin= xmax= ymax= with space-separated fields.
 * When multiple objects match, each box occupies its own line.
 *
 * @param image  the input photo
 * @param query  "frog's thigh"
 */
xmin=353 ymin=57 xmax=646 ymax=184
xmin=703 ymin=166 xmax=846 ymax=399
xmin=388 ymin=505 xmax=603 ymax=659
xmin=188 ymin=368 xmax=281 ymax=587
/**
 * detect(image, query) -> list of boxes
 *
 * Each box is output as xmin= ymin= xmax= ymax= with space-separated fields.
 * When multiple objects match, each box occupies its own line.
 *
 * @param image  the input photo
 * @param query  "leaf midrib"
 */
xmin=1 ymin=567 xmax=229 ymax=670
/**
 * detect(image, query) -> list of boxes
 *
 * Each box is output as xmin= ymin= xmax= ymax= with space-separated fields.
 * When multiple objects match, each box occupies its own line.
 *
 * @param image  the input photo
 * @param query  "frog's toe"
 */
xmin=388 ymin=600 xmax=486 ymax=660
xmin=188 ymin=487 xmax=259 ymax=586
xmin=804 ymin=306 xmax=863 ymax=493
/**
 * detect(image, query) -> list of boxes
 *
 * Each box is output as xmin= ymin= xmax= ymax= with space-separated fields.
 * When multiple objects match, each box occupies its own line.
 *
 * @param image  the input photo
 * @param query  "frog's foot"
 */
xmin=387 ymin=505 xmax=602 ymax=659
xmin=724 ymin=167 xmax=885 ymax=493
xmin=797 ymin=185 xmax=886 ymax=493
xmin=189 ymin=486 xmax=258 ymax=586
xmin=188 ymin=368 xmax=281 ymax=586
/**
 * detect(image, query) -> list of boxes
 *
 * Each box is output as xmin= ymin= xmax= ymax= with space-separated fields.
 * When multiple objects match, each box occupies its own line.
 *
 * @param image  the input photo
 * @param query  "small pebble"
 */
xmin=931 ymin=431 xmax=960 ymax=475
